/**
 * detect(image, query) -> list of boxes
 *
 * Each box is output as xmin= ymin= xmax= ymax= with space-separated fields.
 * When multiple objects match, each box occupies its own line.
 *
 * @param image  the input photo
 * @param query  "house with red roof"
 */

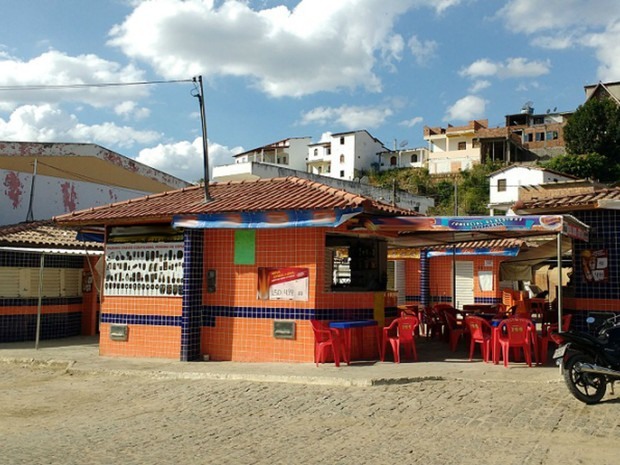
xmin=55 ymin=177 xmax=417 ymax=362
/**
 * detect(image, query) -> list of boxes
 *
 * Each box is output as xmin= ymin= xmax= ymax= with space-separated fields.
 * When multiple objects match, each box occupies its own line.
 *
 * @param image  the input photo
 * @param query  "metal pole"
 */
xmin=195 ymin=76 xmax=212 ymax=202
xmin=26 ymin=159 xmax=37 ymax=222
xmin=452 ymin=178 xmax=458 ymax=307
xmin=557 ymin=233 xmax=563 ymax=329
xmin=35 ymin=253 xmax=45 ymax=350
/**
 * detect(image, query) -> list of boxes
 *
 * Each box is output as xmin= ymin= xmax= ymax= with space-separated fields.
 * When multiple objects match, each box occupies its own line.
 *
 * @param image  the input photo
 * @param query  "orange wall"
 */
xmin=201 ymin=228 xmax=380 ymax=362
xmin=99 ymin=296 xmax=182 ymax=358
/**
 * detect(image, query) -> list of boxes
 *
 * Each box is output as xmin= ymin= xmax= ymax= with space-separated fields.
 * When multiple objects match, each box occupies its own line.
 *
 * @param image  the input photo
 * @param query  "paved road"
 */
xmin=1 ymin=362 xmax=618 ymax=465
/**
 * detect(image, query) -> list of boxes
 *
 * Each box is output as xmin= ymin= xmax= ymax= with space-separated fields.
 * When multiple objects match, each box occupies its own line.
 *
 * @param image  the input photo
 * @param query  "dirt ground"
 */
xmin=1 ymin=361 xmax=618 ymax=465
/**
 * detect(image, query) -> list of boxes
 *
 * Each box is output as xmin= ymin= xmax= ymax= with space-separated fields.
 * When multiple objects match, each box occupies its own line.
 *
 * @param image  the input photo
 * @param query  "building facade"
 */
xmin=0 ymin=141 xmax=191 ymax=226
xmin=423 ymin=120 xmax=488 ymax=174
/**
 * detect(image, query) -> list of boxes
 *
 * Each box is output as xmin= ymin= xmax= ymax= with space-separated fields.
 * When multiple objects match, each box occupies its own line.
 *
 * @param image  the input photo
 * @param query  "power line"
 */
xmin=0 ymin=78 xmax=194 ymax=92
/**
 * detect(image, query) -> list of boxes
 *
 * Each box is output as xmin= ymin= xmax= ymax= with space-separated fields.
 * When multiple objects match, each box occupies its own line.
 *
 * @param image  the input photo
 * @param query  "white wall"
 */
xmin=489 ymin=167 xmax=544 ymax=205
xmin=1 ymin=168 xmax=150 ymax=225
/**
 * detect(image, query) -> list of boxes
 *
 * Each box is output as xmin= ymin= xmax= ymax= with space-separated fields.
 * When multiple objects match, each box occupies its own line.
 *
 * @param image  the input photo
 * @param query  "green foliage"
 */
xmin=368 ymin=161 xmax=502 ymax=215
xmin=564 ymin=98 xmax=620 ymax=161
xmin=541 ymin=152 xmax=619 ymax=182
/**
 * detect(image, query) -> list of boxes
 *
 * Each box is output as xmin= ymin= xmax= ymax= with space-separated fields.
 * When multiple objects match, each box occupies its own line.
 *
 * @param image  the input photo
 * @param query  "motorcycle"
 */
xmin=553 ymin=314 xmax=620 ymax=404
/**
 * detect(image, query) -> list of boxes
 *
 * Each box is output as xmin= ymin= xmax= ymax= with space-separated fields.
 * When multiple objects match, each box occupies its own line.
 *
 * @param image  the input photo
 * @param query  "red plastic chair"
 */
xmin=423 ymin=306 xmax=446 ymax=340
xmin=443 ymin=311 xmax=465 ymax=352
xmin=538 ymin=314 xmax=572 ymax=365
xmin=465 ymin=316 xmax=493 ymax=362
xmin=495 ymin=318 xmax=536 ymax=368
xmin=381 ymin=316 xmax=419 ymax=363
xmin=310 ymin=320 xmax=342 ymax=367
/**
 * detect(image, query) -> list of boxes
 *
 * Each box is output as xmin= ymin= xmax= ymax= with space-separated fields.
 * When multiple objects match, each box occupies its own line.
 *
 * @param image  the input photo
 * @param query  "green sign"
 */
xmin=234 ymin=230 xmax=256 ymax=265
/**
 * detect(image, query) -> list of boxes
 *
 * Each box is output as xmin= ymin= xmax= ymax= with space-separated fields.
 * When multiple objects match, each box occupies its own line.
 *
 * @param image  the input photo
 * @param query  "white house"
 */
xmin=0 ymin=141 xmax=191 ymax=226
xmin=215 ymin=130 xmax=389 ymax=182
xmin=488 ymin=165 xmax=578 ymax=215
xmin=377 ymin=147 xmax=428 ymax=171
xmin=423 ymin=120 xmax=488 ymax=174
xmin=307 ymin=130 xmax=388 ymax=181
xmin=230 ymin=137 xmax=312 ymax=172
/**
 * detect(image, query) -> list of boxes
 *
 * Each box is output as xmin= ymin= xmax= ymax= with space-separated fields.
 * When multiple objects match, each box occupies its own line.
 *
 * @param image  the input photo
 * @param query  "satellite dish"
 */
xmin=521 ymin=101 xmax=534 ymax=114
xmin=399 ymin=140 xmax=408 ymax=148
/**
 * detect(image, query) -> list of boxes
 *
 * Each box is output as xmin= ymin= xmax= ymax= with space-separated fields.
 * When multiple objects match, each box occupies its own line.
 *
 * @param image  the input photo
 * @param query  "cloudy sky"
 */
xmin=0 ymin=0 xmax=618 ymax=182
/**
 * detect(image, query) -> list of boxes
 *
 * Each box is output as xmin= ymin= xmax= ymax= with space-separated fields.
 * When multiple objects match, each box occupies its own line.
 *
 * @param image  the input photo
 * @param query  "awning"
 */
xmin=499 ymin=236 xmax=572 ymax=281
xmin=172 ymin=207 xmax=363 ymax=229
xmin=358 ymin=214 xmax=589 ymax=247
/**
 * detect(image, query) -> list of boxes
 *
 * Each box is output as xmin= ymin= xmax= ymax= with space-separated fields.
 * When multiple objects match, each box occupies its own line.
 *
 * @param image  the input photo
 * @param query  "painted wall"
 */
xmin=1 ymin=168 xmax=150 ymax=225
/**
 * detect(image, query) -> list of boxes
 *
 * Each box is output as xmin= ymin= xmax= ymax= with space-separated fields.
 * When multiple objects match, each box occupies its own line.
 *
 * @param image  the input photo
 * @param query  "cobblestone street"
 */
xmin=1 ymin=362 xmax=618 ymax=465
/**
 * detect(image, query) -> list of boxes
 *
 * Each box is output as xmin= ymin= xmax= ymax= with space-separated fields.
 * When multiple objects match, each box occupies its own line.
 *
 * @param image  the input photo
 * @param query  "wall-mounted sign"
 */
xmin=581 ymin=249 xmax=608 ymax=283
xmin=257 ymin=267 xmax=309 ymax=301
xmin=273 ymin=320 xmax=296 ymax=339
xmin=104 ymin=242 xmax=184 ymax=297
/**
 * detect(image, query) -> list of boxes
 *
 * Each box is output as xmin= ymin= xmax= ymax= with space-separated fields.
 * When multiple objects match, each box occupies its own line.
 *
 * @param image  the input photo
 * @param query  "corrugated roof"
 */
xmin=0 ymin=221 xmax=102 ymax=250
xmin=54 ymin=176 xmax=418 ymax=226
xmin=514 ymin=187 xmax=620 ymax=213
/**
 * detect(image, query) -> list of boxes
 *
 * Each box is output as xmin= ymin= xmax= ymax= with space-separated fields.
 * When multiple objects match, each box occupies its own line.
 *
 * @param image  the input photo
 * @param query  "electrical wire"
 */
xmin=0 ymin=78 xmax=195 ymax=92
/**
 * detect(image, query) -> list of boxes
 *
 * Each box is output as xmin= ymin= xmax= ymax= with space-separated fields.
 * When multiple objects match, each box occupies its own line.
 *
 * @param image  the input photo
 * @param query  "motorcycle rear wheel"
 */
xmin=563 ymin=353 xmax=607 ymax=404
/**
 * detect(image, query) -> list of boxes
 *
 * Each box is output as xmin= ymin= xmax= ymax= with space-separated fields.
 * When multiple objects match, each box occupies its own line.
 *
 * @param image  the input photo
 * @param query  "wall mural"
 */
xmin=104 ymin=242 xmax=184 ymax=297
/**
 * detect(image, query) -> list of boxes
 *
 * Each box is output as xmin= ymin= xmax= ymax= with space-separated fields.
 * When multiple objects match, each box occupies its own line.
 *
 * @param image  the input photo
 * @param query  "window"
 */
xmin=410 ymin=154 xmax=418 ymax=163
xmin=339 ymin=136 xmax=345 ymax=145
xmin=546 ymin=131 xmax=558 ymax=140
xmin=326 ymin=147 xmax=331 ymax=155
xmin=525 ymin=133 xmax=533 ymax=142
xmin=457 ymin=141 xmax=466 ymax=150
xmin=313 ymin=148 xmax=318 ymax=156
xmin=326 ymin=235 xmax=387 ymax=292
xmin=497 ymin=179 xmax=507 ymax=192
xmin=340 ymin=170 xmax=345 ymax=178
xmin=535 ymin=132 xmax=544 ymax=142
xmin=326 ymin=165 xmax=330 ymax=173
xmin=390 ymin=156 xmax=397 ymax=166
xmin=339 ymin=154 xmax=345 ymax=163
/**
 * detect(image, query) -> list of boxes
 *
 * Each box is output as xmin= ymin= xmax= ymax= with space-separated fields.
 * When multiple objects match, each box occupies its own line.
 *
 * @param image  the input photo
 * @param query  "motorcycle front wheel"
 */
xmin=563 ymin=353 xmax=607 ymax=404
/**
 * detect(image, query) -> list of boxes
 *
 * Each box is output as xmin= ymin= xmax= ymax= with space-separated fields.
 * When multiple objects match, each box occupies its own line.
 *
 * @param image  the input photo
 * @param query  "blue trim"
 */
xmin=0 ymin=312 xmax=82 ymax=342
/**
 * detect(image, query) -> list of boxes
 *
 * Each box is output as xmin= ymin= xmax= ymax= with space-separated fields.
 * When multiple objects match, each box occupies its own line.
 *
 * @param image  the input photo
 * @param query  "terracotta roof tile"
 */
xmin=0 ymin=221 xmax=102 ymax=249
xmin=54 ymin=176 xmax=419 ymax=226
xmin=514 ymin=187 xmax=620 ymax=213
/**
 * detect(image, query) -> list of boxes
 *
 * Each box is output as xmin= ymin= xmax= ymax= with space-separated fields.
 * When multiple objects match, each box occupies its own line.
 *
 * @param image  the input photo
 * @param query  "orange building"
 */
xmin=54 ymin=177 xmax=589 ymax=362
xmin=55 ymin=177 xmax=416 ymax=362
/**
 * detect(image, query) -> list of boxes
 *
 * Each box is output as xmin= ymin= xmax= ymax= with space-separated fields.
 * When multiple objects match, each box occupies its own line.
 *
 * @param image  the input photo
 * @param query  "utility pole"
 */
xmin=193 ymin=76 xmax=212 ymax=202
xmin=26 ymin=159 xmax=37 ymax=222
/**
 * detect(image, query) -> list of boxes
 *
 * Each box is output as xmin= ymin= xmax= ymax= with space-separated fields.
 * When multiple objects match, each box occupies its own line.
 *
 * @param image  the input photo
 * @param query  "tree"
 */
xmin=564 ymin=97 xmax=620 ymax=161
xmin=541 ymin=152 xmax=618 ymax=182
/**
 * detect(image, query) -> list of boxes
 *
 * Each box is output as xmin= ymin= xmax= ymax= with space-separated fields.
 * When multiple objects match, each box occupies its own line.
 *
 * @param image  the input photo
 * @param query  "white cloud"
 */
xmin=444 ymin=95 xmax=487 ymax=122
xmin=108 ymin=0 xmax=458 ymax=98
xmin=114 ymin=101 xmax=151 ymax=120
xmin=460 ymin=57 xmax=550 ymax=79
xmin=136 ymin=137 xmax=243 ymax=182
xmin=0 ymin=50 xmax=148 ymax=110
xmin=497 ymin=0 xmax=619 ymax=35
xmin=299 ymin=104 xmax=393 ymax=129
xmin=469 ymin=80 xmax=491 ymax=93
xmin=582 ymin=21 xmax=620 ymax=81
xmin=399 ymin=116 xmax=423 ymax=128
xmin=496 ymin=1 xmax=620 ymax=81
xmin=0 ymin=104 xmax=160 ymax=149
xmin=407 ymin=35 xmax=438 ymax=66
